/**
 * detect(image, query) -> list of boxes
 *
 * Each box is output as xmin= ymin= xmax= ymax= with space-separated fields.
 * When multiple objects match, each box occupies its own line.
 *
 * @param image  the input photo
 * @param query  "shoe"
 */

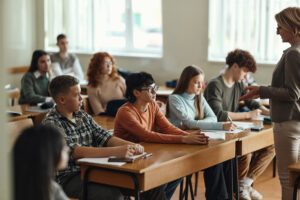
xmin=239 ymin=186 xmax=251 ymax=200
xmin=248 ymin=186 xmax=263 ymax=200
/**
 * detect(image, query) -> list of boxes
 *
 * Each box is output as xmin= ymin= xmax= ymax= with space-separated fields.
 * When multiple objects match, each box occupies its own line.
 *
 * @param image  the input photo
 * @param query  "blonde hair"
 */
xmin=275 ymin=7 xmax=300 ymax=36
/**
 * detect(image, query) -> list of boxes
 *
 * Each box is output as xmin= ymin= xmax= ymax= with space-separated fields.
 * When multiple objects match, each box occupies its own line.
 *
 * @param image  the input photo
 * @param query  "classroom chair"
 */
xmin=7 ymin=118 xmax=33 ymax=148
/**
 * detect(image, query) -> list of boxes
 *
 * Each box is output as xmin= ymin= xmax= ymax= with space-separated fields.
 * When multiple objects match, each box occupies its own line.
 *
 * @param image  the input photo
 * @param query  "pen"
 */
xmin=227 ymin=115 xmax=233 ymax=123
xmin=143 ymin=153 xmax=153 ymax=159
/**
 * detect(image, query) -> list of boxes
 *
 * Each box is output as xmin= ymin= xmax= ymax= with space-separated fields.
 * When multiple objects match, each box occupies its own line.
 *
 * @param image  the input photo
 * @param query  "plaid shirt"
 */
xmin=43 ymin=107 xmax=112 ymax=183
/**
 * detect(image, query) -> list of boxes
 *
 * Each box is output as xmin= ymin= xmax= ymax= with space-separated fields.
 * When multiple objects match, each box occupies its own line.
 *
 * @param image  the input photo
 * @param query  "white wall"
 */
xmin=1 ymin=0 xmax=37 ymax=199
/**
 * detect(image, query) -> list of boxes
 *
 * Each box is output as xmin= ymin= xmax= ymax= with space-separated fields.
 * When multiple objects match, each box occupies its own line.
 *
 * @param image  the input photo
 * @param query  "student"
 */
xmin=43 ymin=75 xmax=166 ymax=200
xmin=51 ymin=34 xmax=84 ymax=81
xmin=167 ymin=65 xmax=236 ymax=199
xmin=87 ymin=52 xmax=126 ymax=115
xmin=13 ymin=124 xmax=69 ymax=200
xmin=19 ymin=50 xmax=52 ymax=105
xmin=114 ymin=72 xmax=209 ymax=200
xmin=204 ymin=49 xmax=275 ymax=200
xmin=168 ymin=65 xmax=234 ymax=131
xmin=240 ymin=7 xmax=300 ymax=200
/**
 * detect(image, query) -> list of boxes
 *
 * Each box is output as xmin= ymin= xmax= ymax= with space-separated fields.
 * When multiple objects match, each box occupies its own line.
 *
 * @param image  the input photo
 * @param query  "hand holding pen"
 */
xmin=225 ymin=116 xmax=237 ymax=131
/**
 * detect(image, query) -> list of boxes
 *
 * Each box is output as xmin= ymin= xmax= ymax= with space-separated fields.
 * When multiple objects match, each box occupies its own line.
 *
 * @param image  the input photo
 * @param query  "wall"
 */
xmin=1 ymin=0 xmax=36 ymax=199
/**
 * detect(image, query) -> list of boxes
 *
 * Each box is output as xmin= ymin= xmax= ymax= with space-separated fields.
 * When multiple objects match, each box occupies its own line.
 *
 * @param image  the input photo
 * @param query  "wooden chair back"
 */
xmin=8 ymin=66 xmax=29 ymax=74
xmin=7 ymin=118 xmax=33 ymax=147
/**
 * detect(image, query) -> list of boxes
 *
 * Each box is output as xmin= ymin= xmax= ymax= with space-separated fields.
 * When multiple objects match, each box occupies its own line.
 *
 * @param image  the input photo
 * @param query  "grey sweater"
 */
xmin=19 ymin=72 xmax=50 ymax=105
xmin=260 ymin=42 xmax=300 ymax=122
xmin=204 ymin=75 xmax=260 ymax=122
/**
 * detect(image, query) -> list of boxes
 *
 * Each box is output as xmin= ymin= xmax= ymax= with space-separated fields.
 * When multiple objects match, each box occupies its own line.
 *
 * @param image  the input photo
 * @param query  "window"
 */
xmin=208 ymin=0 xmax=300 ymax=64
xmin=44 ymin=0 xmax=162 ymax=57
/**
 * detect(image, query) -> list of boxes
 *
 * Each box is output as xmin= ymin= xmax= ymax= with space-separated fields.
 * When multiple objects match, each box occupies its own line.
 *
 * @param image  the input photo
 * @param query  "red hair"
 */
xmin=87 ymin=52 xmax=119 ymax=87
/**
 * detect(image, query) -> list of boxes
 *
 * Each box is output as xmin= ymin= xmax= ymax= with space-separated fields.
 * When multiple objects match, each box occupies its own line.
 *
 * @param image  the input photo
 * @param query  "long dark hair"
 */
xmin=168 ymin=65 xmax=204 ymax=119
xmin=28 ymin=50 xmax=49 ymax=73
xmin=13 ymin=124 xmax=65 ymax=200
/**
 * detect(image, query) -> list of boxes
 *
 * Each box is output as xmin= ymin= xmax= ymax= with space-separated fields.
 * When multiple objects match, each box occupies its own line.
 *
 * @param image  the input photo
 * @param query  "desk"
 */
xmin=7 ymin=105 xmax=47 ymax=124
xmin=79 ymin=139 xmax=237 ymax=200
xmin=93 ymin=115 xmax=115 ymax=130
xmin=235 ymin=124 xmax=274 ymax=156
xmin=289 ymin=162 xmax=300 ymax=200
xmin=156 ymin=86 xmax=173 ymax=103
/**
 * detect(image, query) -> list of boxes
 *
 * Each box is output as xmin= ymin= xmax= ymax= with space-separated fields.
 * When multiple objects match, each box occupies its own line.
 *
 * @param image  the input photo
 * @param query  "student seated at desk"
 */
xmin=167 ymin=65 xmax=234 ymax=131
xmin=87 ymin=52 xmax=126 ymax=115
xmin=19 ymin=50 xmax=53 ymax=105
xmin=43 ymin=75 xmax=167 ymax=200
xmin=114 ymin=72 xmax=209 ymax=200
xmin=167 ymin=65 xmax=234 ymax=200
xmin=13 ymin=124 xmax=69 ymax=200
xmin=51 ymin=34 xmax=84 ymax=81
xmin=204 ymin=49 xmax=275 ymax=200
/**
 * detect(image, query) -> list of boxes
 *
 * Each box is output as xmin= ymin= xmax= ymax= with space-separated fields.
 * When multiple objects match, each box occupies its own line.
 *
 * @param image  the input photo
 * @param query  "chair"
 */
xmin=7 ymin=118 xmax=33 ymax=147
xmin=8 ymin=66 xmax=29 ymax=74
xmin=82 ymin=95 xmax=94 ymax=115
xmin=6 ymin=87 xmax=20 ymax=106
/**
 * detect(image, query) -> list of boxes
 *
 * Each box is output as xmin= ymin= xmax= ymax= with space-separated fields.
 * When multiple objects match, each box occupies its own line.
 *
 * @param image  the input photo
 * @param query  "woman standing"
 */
xmin=87 ymin=52 xmax=126 ymax=115
xmin=19 ymin=50 xmax=52 ymax=105
xmin=240 ymin=7 xmax=300 ymax=199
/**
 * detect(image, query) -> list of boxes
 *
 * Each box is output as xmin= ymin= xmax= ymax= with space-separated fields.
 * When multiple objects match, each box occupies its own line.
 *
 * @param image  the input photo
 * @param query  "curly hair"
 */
xmin=226 ymin=49 xmax=257 ymax=73
xmin=87 ymin=52 xmax=119 ymax=87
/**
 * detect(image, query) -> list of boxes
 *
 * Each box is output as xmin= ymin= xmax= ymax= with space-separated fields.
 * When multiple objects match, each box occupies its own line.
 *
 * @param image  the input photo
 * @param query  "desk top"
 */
xmin=235 ymin=124 xmax=273 ymax=156
xmin=79 ymin=140 xmax=236 ymax=190
xmin=93 ymin=115 xmax=115 ymax=130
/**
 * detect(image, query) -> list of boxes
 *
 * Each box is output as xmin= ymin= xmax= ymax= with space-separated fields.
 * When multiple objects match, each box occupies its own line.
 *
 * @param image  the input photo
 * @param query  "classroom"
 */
xmin=1 ymin=0 xmax=300 ymax=200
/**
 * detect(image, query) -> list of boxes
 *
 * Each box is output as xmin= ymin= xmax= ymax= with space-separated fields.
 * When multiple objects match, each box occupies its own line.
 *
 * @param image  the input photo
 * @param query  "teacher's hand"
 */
xmin=240 ymin=86 xmax=260 ymax=101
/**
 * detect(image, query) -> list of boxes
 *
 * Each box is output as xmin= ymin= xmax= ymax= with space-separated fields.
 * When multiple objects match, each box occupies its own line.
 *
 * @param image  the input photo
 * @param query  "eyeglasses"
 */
xmin=104 ymin=61 xmax=113 ymax=66
xmin=140 ymin=85 xmax=159 ymax=93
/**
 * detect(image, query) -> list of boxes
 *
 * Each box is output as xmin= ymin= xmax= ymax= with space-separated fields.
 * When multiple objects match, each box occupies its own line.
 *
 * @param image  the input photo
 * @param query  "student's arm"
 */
xmin=118 ymin=76 xmax=126 ymax=96
xmin=87 ymin=87 xmax=105 ymax=114
xmin=73 ymin=145 xmax=140 ymax=159
xmin=20 ymin=74 xmax=47 ymax=104
xmin=51 ymin=63 xmax=63 ymax=77
xmin=204 ymin=81 xmax=229 ymax=121
xmin=73 ymin=57 xmax=84 ymax=81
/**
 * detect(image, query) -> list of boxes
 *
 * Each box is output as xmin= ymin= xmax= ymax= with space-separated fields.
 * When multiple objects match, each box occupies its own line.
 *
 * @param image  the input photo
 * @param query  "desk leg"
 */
xmin=82 ymin=167 xmax=140 ymax=200
xmin=233 ymin=157 xmax=239 ymax=200
xmin=293 ymin=176 xmax=300 ymax=200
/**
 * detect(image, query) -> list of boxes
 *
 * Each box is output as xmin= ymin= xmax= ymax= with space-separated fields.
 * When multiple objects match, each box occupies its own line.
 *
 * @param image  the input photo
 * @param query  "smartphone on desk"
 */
xmin=108 ymin=157 xmax=135 ymax=163
xmin=250 ymin=126 xmax=264 ymax=132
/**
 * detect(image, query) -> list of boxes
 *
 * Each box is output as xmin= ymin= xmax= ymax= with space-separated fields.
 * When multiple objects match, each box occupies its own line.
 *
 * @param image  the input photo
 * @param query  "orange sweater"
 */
xmin=114 ymin=101 xmax=189 ymax=143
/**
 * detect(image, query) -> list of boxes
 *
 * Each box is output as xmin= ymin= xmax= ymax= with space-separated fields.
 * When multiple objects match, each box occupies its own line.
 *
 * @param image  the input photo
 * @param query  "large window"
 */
xmin=44 ymin=0 xmax=162 ymax=56
xmin=208 ymin=0 xmax=300 ymax=64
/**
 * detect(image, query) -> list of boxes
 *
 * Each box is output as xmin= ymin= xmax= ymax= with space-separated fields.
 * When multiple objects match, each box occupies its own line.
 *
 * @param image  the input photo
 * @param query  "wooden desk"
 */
xmin=235 ymin=124 xmax=274 ymax=156
xmin=156 ymin=86 xmax=174 ymax=103
xmin=289 ymin=162 xmax=300 ymax=200
xmin=7 ymin=105 xmax=47 ymax=125
xmin=93 ymin=115 xmax=115 ymax=130
xmin=79 ymin=139 xmax=237 ymax=200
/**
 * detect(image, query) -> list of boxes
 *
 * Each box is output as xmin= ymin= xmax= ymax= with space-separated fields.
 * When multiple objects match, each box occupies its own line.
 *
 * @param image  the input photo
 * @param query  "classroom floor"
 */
xmin=171 ymin=163 xmax=281 ymax=200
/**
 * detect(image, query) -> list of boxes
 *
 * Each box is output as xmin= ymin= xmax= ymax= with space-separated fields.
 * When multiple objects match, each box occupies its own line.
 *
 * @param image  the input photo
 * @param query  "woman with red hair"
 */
xmin=87 ymin=52 xmax=126 ymax=115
